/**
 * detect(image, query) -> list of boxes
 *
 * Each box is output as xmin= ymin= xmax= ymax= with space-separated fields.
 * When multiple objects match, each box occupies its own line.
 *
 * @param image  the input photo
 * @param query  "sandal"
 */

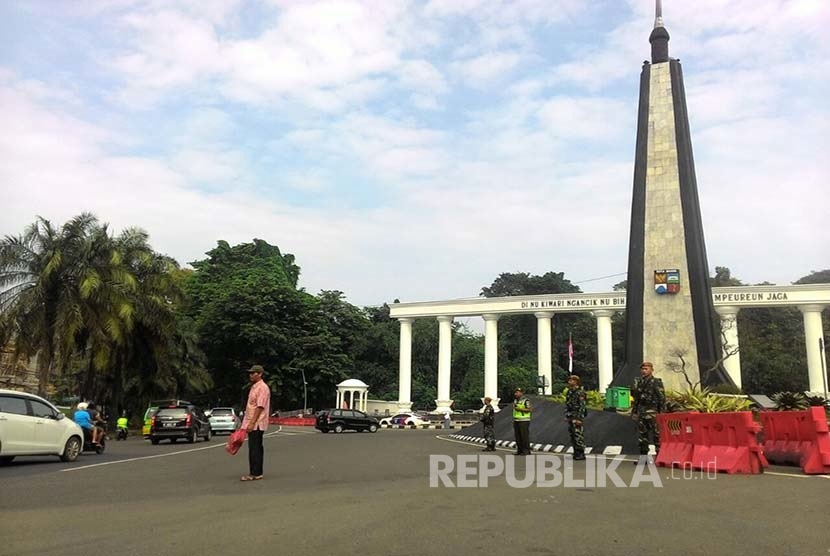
xmin=240 ymin=475 xmax=264 ymax=481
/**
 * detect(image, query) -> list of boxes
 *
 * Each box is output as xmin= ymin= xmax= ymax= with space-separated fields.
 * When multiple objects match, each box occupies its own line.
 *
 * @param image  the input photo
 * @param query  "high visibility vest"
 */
xmin=117 ymin=417 xmax=128 ymax=428
xmin=513 ymin=397 xmax=531 ymax=421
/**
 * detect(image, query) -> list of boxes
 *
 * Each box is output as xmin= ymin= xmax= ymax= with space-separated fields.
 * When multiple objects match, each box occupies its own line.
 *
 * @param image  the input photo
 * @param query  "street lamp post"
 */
xmin=301 ymin=369 xmax=308 ymax=414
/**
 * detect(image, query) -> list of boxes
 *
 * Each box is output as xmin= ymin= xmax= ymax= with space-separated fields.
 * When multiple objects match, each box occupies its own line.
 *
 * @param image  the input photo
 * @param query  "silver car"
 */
xmin=208 ymin=407 xmax=240 ymax=434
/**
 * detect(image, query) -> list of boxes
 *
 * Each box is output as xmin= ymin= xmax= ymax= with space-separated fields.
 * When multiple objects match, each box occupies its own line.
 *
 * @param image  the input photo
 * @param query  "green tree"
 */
xmin=0 ymin=214 xmax=134 ymax=396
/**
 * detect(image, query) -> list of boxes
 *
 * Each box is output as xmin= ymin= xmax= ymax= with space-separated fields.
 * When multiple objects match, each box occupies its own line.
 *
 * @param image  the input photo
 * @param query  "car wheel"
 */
xmin=368 ymin=424 xmax=378 ymax=433
xmin=334 ymin=424 xmax=344 ymax=434
xmin=150 ymin=438 xmax=159 ymax=445
xmin=189 ymin=429 xmax=197 ymax=443
xmin=0 ymin=456 xmax=15 ymax=466
xmin=60 ymin=436 xmax=82 ymax=462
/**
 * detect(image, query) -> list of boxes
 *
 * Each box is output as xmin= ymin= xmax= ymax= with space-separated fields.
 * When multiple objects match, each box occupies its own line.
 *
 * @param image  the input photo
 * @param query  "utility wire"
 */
xmin=573 ymin=271 xmax=627 ymax=285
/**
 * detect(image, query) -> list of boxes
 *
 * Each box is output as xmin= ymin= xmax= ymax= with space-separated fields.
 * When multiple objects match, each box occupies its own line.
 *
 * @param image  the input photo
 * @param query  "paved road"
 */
xmin=1 ymin=427 xmax=828 ymax=556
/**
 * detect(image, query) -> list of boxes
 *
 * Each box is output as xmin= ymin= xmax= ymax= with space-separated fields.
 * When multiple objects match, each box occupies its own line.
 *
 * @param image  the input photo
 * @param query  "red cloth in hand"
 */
xmin=225 ymin=429 xmax=247 ymax=456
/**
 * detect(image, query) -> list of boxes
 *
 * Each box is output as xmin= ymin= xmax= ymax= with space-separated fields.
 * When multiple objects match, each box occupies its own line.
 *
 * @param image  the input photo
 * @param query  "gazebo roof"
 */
xmin=337 ymin=378 xmax=369 ymax=388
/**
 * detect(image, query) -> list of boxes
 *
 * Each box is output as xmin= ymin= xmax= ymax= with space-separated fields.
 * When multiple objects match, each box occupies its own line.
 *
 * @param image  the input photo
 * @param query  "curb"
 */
xmin=447 ymin=434 xmax=625 ymax=455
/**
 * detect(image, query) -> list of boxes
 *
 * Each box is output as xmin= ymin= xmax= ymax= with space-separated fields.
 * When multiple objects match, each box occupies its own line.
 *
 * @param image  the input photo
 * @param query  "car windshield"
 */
xmin=211 ymin=409 xmax=233 ymax=416
xmin=157 ymin=408 xmax=188 ymax=417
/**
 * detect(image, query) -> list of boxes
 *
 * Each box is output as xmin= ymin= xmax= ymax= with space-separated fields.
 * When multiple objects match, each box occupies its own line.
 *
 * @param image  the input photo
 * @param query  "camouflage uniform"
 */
xmin=632 ymin=375 xmax=666 ymax=455
xmin=565 ymin=386 xmax=587 ymax=459
xmin=481 ymin=404 xmax=496 ymax=451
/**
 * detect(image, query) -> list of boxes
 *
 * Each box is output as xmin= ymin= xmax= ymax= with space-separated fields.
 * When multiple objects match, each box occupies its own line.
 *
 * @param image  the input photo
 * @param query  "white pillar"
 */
xmin=336 ymin=390 xmax=341 ymax=409
xmin=800 ymin=305 xmax=828 ymax=394
xmin=435 ymin=316 xmax=454 ymax=413
xmin=535 ymin=312 xmax=553 ymax=395
xmin=482 ymin=314 xmax=500 ymax=407
xmin=593 ymin=309 xmax=615 ymax=394
xmin=397 ymin=318 xmax=414 ymax=411
xmin=715 ymin=306 xmax=742 ymax=390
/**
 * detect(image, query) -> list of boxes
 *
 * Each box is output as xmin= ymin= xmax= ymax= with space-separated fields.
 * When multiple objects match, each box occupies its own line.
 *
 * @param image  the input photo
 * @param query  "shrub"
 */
xmin=708 ymin=383 xmax=744 ymax=395
xmin=771 ymin=391 xmax=809 ymax=411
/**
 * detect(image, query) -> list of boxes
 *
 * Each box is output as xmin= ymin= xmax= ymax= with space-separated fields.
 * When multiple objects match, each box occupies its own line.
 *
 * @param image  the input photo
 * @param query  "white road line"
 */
xmin=61 ymin=427 xmax=297 ymax=472
xmin=765 ymin=471 xmax=830 ymax=480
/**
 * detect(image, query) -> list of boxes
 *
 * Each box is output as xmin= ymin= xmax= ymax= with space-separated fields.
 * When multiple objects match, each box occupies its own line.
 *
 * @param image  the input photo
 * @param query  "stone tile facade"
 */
xmin=641 ymin=62 xmax=700 ymax=391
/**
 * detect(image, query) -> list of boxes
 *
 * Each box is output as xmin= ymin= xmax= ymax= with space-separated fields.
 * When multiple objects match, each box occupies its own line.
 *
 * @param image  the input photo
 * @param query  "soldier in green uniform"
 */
xmin=480 ymin=396 xmax=496 ymax=452
xmin=631 ymin=361 xmax=666 ymax=457
xmin=512 ymin=388 xmax=532 ymax=455
xmin=564 ymin=374 xmax=587 ymax=461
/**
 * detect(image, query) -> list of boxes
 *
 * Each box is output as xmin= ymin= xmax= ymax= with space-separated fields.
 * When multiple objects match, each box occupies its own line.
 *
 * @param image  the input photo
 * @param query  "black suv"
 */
xmin=149 ymin=404 xmax=212 ymax=444
xmin=316 ymin=409 xmax=379 ymax=433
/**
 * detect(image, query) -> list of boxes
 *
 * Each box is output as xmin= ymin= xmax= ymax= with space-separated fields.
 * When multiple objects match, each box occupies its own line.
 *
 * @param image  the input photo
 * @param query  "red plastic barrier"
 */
xmin=655 ymin=413 xmax=695 ymax=469
xmin=760 ymin=407 xmax=830 ymax=475
xmin=271 ymin=416 xmax=316 ymax=426
xmin=688 ymin=412 xmax=768 ymax=474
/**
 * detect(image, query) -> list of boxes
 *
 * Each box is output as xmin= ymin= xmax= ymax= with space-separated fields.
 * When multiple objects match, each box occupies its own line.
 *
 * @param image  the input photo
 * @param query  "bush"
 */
xmin=665 ymin=387 xmax=753 ymax=413
xmin=708 ymin=383 xmax=744 ymax=395
xmin=771 ymin=391 xmax=809 ymax=411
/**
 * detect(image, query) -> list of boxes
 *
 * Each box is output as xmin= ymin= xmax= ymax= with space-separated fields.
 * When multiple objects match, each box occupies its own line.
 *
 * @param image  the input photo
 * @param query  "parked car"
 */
xmin=0 ymin=389 xmax=84 ymax=465
xmin=315 ymin=409 xmax=379 ymax=433
xmin=379 ymin=413 xmax=430 ymax=427
xmin=208 ymin=407 xmax=240 ymax=434
xmin=148 ymin=404 xmax=212 ymax=444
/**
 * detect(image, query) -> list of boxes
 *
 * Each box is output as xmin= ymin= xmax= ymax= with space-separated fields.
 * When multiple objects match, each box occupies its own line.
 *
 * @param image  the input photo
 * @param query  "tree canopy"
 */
xmin=2 ymin=214 xmax=826 ymax=416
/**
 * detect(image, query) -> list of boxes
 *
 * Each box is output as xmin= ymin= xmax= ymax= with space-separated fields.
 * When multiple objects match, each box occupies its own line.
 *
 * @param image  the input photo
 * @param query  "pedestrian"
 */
xmin=512 ymin=388 xmax=532 ymax=455
xmin=480 ymin=397 xmax=496 ymax=451
xmin=565 ymin=374 xmax=587 ymax=460
xmin=241 ymin=364 xmax=271 ymax=481
xmin=631 ymin=361 xmax=666 ymax=459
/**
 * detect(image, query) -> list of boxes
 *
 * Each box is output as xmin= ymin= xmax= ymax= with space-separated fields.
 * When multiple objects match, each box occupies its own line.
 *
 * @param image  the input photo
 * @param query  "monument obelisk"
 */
xmin=613 ymin=1 xmax=732 ymax=391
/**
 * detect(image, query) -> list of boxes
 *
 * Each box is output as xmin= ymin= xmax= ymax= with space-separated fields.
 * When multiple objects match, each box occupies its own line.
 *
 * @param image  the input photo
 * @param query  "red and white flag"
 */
xmin=568 ymin=334 xmax=574 ymax=373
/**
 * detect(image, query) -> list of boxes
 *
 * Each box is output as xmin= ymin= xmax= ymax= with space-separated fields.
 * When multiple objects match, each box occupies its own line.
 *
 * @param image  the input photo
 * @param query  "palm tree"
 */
xmin=0 ymin=214 xmax=135 ymax=396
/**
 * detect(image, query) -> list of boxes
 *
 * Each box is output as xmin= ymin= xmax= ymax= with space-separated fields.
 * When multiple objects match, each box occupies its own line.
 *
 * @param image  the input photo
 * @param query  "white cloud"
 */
xmin=1 ymin=0 xmax=828 ymax=311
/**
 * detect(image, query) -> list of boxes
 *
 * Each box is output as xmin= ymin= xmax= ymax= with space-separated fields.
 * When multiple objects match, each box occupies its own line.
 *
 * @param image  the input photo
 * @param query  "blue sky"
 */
xmin=1 ymin=0 xmax=828 ymax=317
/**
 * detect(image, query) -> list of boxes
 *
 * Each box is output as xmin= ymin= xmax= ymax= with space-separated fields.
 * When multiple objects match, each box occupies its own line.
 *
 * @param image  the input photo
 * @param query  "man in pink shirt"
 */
xmin=241 ymin=364 xmax=270 ymax=481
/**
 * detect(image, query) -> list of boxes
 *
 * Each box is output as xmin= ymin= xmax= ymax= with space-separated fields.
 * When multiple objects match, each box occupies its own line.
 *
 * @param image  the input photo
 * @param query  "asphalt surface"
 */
xmin=1 ymin=427 xmax=828 ymax=556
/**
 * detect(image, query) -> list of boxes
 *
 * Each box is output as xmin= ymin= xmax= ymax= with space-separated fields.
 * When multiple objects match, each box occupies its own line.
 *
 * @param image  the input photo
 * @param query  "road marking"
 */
xmin=61 ymin=427 xmax=298 ymax=472
xmin=765 ymin=471 xmax=830 ymax=480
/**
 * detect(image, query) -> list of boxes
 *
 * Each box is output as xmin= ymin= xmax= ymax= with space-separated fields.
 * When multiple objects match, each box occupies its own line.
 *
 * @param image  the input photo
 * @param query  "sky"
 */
xmin=1 ymin=0 xmax=828 ymax=319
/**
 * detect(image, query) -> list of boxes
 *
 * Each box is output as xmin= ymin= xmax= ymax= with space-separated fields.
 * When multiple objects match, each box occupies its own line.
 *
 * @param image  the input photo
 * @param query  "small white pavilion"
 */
xmin=336 ymin=379 xmax=369 ymax=412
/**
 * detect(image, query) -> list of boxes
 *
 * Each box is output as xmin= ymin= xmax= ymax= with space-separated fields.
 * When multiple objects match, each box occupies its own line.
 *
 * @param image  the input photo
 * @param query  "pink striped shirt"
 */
xmin=243 ymin=380 xmax=270 ymax=431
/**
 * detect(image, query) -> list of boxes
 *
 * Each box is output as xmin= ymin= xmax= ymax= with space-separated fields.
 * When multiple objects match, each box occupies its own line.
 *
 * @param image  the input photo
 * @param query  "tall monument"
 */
xmin=613 ymin=1 xmax=732 ymax=391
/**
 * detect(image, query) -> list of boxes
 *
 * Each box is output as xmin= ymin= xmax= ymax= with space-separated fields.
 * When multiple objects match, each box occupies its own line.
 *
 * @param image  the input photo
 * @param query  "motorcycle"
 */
xmin=82 ymin=427 xmax=107 ymax=454
xmin=116 ymin=425 xmax=128 ymax=441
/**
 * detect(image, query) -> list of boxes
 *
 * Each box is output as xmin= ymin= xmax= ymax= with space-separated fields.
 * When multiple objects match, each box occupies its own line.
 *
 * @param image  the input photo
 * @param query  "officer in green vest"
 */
xmin=512 ymin=388 xmax=532 ymax=456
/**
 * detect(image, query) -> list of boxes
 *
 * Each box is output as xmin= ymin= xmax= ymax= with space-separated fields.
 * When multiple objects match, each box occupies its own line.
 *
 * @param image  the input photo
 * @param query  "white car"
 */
xmin=0 ymin=389 xmax=84 ymax=465
xmin=379 ymin=413 xmax=430 ymax=427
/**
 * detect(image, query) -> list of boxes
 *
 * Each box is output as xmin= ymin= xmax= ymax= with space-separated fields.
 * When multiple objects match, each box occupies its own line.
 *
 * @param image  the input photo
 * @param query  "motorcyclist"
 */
xmin=87 ymin=403 xmax=106 ymax=445
xmin=116 ymin=412 xmax=129 ymax=440
xmin=74 ymin=402 xmax=95 ymax=444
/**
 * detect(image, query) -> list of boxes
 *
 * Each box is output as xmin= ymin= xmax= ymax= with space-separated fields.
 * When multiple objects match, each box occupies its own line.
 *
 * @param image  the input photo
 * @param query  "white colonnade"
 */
xmin=390 ymin=285 xmax=830 ymax=410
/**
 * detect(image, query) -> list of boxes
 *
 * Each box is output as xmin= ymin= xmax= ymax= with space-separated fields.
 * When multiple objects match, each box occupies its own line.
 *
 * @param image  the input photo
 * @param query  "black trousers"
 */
xmin=248 ymin=430 xmax=264 ymax=476
xmin=513 ymin=421 xmax=531 ymax=454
